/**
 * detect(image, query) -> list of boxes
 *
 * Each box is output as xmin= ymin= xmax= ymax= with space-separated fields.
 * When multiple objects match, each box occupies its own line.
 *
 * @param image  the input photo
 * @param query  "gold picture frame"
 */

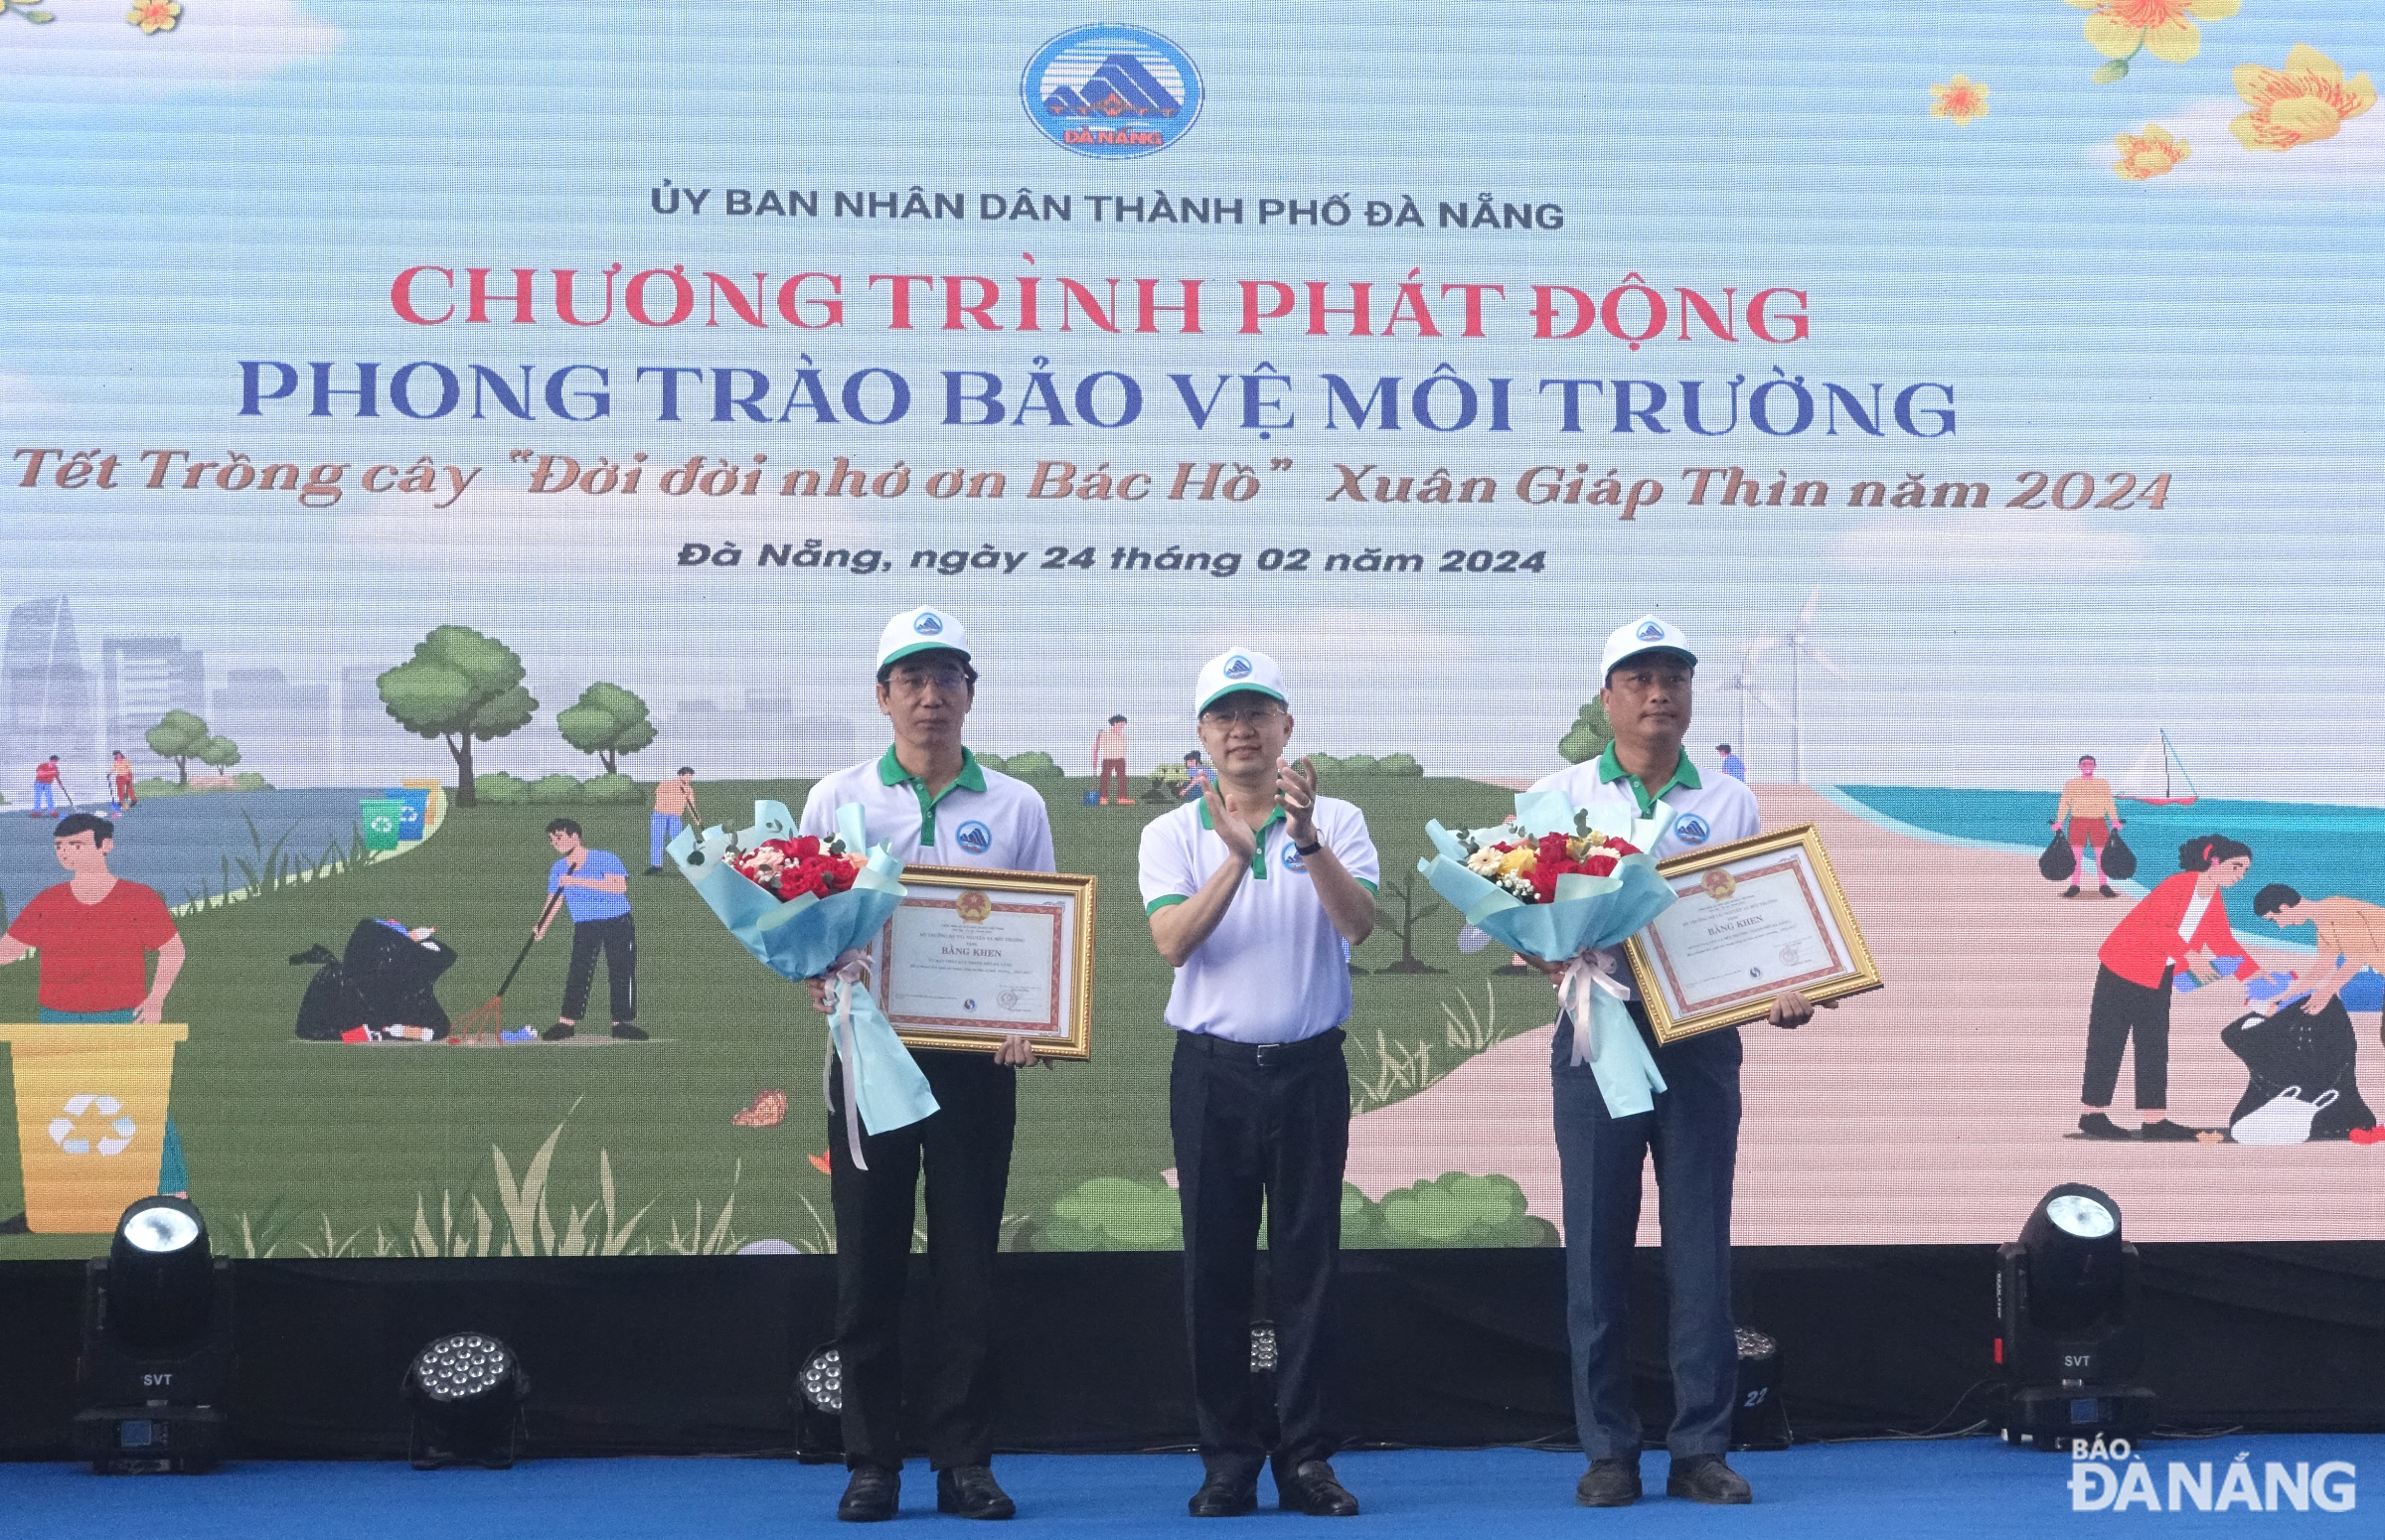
xmin=1622 ymin=823 xmax=1881 ymax=1043
xmin=866 ymin=864 xmax=1097 ymax=1059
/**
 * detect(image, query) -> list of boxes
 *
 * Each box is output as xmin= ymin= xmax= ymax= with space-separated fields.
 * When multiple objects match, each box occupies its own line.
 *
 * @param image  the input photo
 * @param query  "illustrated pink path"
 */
xmin=1345 ymin=784 xmax=2385 ymax=1244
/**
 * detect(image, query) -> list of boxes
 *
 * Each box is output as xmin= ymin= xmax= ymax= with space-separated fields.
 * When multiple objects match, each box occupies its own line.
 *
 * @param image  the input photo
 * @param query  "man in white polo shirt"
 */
xmin=799 ymin=605 xmax=1053 ymax=1524
xmin=1138 ymin=649 xmax=1378 ymax=1520
xmin=1534 ymin=615 xmax=1823 ymax=1510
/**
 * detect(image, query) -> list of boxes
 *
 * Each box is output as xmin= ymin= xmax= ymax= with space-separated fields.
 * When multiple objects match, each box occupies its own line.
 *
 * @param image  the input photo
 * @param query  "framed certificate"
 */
xmin=866 ymin=864 xmax=1096 ymax=1059
xmin=1623 ymin=824 xmax=1880 ymax=1043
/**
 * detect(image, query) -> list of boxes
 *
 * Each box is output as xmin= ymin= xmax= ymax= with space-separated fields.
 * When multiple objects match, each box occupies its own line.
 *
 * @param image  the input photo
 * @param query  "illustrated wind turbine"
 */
xmin=1731 ymin=633 xmax=1783 ymax=767
xmin=1782 ymin=586 xmax=1848 ymax=784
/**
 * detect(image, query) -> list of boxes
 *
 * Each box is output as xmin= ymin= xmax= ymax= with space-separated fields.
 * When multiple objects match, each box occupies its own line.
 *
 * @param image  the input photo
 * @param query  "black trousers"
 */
xmin=2082 ymin=964 xmax=2171 ymax=1110
xmin=1170 ymin=1028 xmax=1349 ymax=1479
xmin=828 ymin=1048 xmax=1017 ymax=1470
xmin=559 ymin=913 xmax=635 ymax=1023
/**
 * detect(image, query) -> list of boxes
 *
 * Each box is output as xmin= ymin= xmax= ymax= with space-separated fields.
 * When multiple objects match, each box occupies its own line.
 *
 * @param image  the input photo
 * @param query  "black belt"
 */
xmin=1177 ymin=1026 xmax=1346 ymax=1069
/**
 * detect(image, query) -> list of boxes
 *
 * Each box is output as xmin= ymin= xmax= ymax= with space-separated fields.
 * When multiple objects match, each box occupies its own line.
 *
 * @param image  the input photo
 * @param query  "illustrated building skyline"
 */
xmin=213 ymin=667 xmax=334 ymax=787
xmin=101 ymin=635 xmax=207 ymax=771
xmin=3 ymin=596 xmax=96 ymax=777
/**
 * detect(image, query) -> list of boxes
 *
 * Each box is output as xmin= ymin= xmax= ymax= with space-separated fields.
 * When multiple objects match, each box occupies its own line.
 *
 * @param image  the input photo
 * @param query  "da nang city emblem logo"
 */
xmin=1023 ymin=25 xmax=1201 ymax=159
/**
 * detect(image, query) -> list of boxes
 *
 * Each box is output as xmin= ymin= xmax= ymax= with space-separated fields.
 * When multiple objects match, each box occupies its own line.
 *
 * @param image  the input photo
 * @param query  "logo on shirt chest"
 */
xmin=1280 ymin=839 xmax=1308 ymax=873
xmin=1672 ymin=813 xmax=1711 ymax=847
xmin=954 ymin=820 xmax=994 ymax=855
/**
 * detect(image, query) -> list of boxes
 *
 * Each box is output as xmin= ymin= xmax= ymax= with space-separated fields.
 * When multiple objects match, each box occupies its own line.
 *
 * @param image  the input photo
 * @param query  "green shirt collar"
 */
xmin=876 ymin=745 xmax=986 ymax=847
xmin=876 ymin=744 xmax=987 ymax=794
xmin=1594 ymin=741 xmax=1701 ymax=818
xmin=1196 ymin=796 xmax=1287 ymax=878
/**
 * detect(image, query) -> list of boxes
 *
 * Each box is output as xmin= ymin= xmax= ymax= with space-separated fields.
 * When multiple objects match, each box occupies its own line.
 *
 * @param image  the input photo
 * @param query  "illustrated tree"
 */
xmin=1558 ymin=697 xmax=1613 ymax=764
xmin=377 ymin=625 xmax=539 ymax=808
xmin=556 ymin=682 xmax=657 ymax=774
xmin=197 ymin=735 xmax=241 ymax=772
xmin=1368 ymin=872 xmax=1443 ymax=975
xmin=144 ymin=708 xmax=213 ymax=784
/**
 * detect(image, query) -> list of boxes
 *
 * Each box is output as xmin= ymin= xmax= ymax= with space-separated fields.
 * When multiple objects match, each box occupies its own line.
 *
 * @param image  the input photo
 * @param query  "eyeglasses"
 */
xmin=888 ymin=670 xmax=971 ymax=693
xmin=1200 ymin=706 xmax=1285 ymax=728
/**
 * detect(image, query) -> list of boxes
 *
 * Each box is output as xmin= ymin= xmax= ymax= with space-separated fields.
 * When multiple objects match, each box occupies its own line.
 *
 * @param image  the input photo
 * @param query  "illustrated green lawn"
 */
xmin=0 ymin=775 xmax=1548 ymax=1257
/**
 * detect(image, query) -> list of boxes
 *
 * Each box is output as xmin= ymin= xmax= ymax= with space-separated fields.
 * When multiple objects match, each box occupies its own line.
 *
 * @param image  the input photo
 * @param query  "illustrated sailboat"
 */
xmin=2118 ymin=729 xmax=2199 ymax=807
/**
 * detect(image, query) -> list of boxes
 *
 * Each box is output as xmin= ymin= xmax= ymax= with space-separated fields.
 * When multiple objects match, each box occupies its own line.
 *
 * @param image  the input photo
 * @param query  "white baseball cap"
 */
xmin=1194 ymin=648 xmax=1289 ymax=715
xmin=1600 ymin=614 xmax=1697 ymax=678
xmin=876 ymin=606 xmax=971 ymax=671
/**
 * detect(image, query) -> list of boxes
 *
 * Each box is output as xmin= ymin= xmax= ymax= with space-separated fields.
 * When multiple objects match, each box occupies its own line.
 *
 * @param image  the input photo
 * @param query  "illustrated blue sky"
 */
xmin=3 ymin=1 xmax=2381 ymax=792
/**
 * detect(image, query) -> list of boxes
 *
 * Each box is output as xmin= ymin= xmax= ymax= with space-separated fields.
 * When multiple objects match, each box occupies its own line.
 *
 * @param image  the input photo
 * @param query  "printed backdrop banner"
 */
xmin=3 ymin=3 xmax=2384 ymax=1256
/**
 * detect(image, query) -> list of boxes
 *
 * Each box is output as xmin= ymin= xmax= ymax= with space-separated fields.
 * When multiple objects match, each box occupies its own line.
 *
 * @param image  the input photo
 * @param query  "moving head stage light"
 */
xmin=1991 ymin=1182 xmax=2153 ymax=1450
xmin=404 ymin=1332 xmax=529 ymax=1469
xmin=74 ymin=1196 xmax=235 ymax=1473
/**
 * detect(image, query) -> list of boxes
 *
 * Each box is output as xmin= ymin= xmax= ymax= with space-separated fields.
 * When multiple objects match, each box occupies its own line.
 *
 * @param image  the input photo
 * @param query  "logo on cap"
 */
xmin=1223 ymin=655 xmax=1252 ymax=680
xmin=955 ymin=820 xmax=993 ymax=855
xmin=1674 ymin=814 xmax=1711 ymax=847
xmin=914 ymin=612 xmax=944 ymax=636
xmin=1637 ymin=621 xmax=1666 ymax=643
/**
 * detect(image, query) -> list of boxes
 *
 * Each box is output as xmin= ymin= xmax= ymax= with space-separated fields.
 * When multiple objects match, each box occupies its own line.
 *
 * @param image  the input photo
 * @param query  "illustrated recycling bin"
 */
xmin=383 ymin=787 xmax=429 ymax=842
xmin=0 ymin=1023 xmax=187 ymax=1234
xmin=361 ymin=797 xmax=403 ymax=851
xmin=400 ymin=778 xmax=446 ymax=832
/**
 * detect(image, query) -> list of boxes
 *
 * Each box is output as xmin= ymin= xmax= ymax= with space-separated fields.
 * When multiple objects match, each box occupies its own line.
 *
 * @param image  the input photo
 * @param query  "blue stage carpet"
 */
xmin=4 ymin=1437 xmax=2376 ymax=1537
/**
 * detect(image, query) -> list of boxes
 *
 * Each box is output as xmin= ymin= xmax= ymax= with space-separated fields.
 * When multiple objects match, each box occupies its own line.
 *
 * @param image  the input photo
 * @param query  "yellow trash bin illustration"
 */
xmin=0 ymin=1024 xmax=187 ymax=1235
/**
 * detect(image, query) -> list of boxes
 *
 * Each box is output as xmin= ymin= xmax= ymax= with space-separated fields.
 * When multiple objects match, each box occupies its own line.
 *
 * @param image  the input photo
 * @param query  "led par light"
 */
xmin=73 ymin=1197 xmax=234 ymax=1473
xmin=793 ymin=1342 xmax=844 ymax=1463
xmin=404 ymin=1332 xmax=529 ymax=1469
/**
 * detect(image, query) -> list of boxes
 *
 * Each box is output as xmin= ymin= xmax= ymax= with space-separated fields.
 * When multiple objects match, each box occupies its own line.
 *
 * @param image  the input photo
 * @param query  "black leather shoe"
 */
xmin=1187 ymin=1468 xmax=1258 ymax=1517
xmin=2138 ymin=1118 xmax=2201 ymax=1142
xmin=1276 ymin=1461 xmax=1359 ymax=1517
xmin=1667 ymin=1455 xmax=1752 ymax=1505
xmin=1575 ymin=1458 xmax=1642 ymax=1507
xmin=610 ymin=1021 xmax=649 ymax=1041
xmin=541 ymin=1020 xmax=575 ymax=1042
xmin=838 ymin=1464 xmax=899 ymax=1522
xmin=936 ymin=1465 xmax=1015 ymax=1520
xmin=2078 ymin=1112 xmax=2131 ymax=1141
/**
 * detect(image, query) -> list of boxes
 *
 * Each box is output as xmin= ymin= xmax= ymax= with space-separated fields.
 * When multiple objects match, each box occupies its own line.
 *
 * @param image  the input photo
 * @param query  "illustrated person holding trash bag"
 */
xmin=2052 ymin=755 xmax=2123 ymax=899
xmin=2077 ymin=835 xmax=2260 ymax=1142
xmin=794 ymin=606 xmax=1054 ymax=1525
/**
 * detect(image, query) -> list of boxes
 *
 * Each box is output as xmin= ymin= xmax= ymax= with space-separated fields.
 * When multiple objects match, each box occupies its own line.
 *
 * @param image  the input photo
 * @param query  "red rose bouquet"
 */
xmin=728 ymin=835 xmax=866 ymax=901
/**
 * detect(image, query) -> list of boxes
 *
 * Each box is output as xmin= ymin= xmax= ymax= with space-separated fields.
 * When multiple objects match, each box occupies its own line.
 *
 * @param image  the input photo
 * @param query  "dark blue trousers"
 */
xmin=1550 ymin=1008 xmax=1742 ymax=1461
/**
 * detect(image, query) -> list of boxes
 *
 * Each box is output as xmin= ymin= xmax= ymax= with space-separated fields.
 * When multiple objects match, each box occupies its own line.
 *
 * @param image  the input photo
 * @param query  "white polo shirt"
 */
xmin=1138 ymin=796 xmax=1380 ymax=1043
xmin=800 ymin=746 xmax=1055 ymax=873
xmin=1530 ymin=743 xmax=1760 ymax=998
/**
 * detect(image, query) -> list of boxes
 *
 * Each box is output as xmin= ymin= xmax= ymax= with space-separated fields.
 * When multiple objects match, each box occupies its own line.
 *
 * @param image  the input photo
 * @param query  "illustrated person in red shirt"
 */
xmin=2078 ymin=834 xmax=2258 ymax=1143
xmin=0 ymin=813 xmax=190 ymax=1193
xmin=30 ymin=754 xmax=62 ymax=818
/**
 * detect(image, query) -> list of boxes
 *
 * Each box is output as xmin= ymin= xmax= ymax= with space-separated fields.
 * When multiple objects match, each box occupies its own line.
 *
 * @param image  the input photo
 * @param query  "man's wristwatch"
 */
xmin=1293 ymin=837 xmax=1324 ymax=856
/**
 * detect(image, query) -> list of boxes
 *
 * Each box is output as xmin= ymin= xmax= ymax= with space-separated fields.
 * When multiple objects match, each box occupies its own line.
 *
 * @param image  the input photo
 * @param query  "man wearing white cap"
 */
xmin=798 ymin=605 xmax=1053 ymax=1523
xmin=1531 ymin=615 xmax=1823 ymax=1509
xmin=1138 ymin=649 xmax=1379 ymax=1519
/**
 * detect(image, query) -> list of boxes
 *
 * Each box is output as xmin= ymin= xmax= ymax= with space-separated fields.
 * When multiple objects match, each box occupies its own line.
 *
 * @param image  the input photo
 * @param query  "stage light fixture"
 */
xmin=1247 ymin=1321 xmax=1279 ymax=1375
xmin=792 ymin=1342 xmax=845 ymax=1463
xmin=73 ymin=1196 xmax=235 ymax=1473
xmin=1991 ymin=1182 xmax=2154 ymax=1450
xmin=404 ymin=1332 xmax=528 ymax=1469
xmin=1731 ymin=1327 xmax=1790 ymax=1451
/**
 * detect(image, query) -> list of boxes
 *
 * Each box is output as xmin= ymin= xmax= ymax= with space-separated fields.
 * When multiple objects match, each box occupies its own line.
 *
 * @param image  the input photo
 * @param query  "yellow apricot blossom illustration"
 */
xmin=127 ymin=0 xmax=179 ymax=31
xmin=1930 ymin=75 xmax=1989 ymax=125
xmin=2230 ymin=44 xmax=2375 ymax=151
xmin=2112 ymin=124 xmax=2191 ymax=180
xmin=2067 ymin=0 xmax=2239 ymax=81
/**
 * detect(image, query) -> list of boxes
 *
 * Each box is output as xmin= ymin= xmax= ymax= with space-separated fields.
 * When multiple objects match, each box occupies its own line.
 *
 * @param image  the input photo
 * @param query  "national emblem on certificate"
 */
xmin=1624 ymin=824 xmax=1882 ymax=1042
xmin=866 ymin=864 xmax=1097 ymax=1058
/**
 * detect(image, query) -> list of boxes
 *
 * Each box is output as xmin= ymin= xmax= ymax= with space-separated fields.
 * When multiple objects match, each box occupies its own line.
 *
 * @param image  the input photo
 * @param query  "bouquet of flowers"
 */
xmin=1417 ymin=787 xmax=1679 ymax=1117
xmin=668 ymin=800 xmax=935 ymax=1167
xmin=728 ymin=834 xmax=868 ymax=901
